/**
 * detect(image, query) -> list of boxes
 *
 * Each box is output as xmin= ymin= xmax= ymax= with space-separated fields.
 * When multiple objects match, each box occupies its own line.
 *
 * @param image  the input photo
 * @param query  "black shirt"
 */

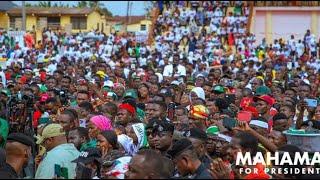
xmin=200 ymin=155 xmax=212 ymax=169
xmin=192 ymin=163 xmax=213 ymax=179
xmin=302 ymin=120 xmax=320 ymax=130
xmin=0 ymin=163 xmax=19 ymax=179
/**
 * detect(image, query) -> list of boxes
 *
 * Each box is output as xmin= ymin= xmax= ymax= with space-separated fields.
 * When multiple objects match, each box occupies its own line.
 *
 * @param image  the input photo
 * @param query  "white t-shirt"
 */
xmin=105 ymin=44 xmax=113 ymax=57
xmin=163 ymin=64 xmax=186 ymax=77
xmin=138 ymin=57 xmax=147 ymax=66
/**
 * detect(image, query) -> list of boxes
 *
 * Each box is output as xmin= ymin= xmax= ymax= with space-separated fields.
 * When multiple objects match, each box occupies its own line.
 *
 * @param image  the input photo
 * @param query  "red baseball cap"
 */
xmin=40 ymin=93 xmax=49 ymax=103
xmin=253 ymin=95 xmax=275 ymax=106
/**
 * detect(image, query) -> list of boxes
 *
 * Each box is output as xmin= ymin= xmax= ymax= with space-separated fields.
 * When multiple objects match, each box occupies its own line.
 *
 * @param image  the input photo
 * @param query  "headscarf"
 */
xmin=106 ymin=156 xmax=132 ymax=179
xmin=131 ymin=123 xmax=148 ymax=149
xmin=119 ymin=103 xmax=136 ymax=116
xmin=190 ymin=87 xmax=205 ymax=101
xmin=90 ymin=115 xmax=113 ymax=131
xmin=117 ymin=134 xmax=136 ymax=156
xmin=190 ymin=105 xmax=209 ymax=120
xmin=136 ymin=108 xmax=145 ymax=122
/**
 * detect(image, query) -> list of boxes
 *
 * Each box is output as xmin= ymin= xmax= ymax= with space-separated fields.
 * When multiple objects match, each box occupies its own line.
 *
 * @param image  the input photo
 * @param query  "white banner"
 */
xmin=7 ymin=31 xmax=26 ymax=48
xmin=135 ymin=31 xmax=148 ymax=43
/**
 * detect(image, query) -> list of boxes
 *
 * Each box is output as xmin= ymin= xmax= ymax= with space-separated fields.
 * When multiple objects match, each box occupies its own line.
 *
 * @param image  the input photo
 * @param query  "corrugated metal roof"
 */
xmin=7 ymin=7 xmax=95 ymax=16
xmin=0 ymin=1 xmax=17 ymax=11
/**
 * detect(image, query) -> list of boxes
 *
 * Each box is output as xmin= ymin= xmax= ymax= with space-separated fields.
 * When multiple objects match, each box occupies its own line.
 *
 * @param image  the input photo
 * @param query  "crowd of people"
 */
xmin=0 ymin=1 xmax=320 ymax=179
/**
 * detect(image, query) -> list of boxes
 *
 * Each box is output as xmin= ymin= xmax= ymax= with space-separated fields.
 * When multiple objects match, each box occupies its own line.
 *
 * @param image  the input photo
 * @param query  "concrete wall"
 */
xmin=0 ymin=12 xmax=9 ymax=30
xmin=251 ymin=7 xmax=320 ymax=45
xmin=127 ymin=19 xmax=152 ymax=32
xmin=26 ymin=15 xmax=36 ymax=31
xmin=61 ymin=15 xmax=70 ymax=27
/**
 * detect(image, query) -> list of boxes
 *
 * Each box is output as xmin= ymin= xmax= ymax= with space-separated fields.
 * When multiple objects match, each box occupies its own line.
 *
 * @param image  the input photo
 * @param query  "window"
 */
xmin=37 ymin=17 xmax=47 ymax=30
xmin=9 ymin=17 xmax=22 ymax=29
xmin=140 ymin=24 xmax=146 ymax=31
xmin=47 ymin=17 xmax=60 ymax=30
xmin=71 ymin=17 xmax=87 ymax=30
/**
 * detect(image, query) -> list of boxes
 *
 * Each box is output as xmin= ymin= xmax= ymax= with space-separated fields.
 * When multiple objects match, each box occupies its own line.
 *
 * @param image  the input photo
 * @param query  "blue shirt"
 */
xmin=35 ymin=143 xmax=80 ymax=179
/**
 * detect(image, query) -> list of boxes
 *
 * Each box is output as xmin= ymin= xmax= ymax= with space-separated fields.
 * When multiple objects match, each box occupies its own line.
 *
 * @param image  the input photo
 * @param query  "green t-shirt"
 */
xmin=0 ymin=118 xmax=9 ymax=148
xmin=80 ymin=139 xmax=97 ymax=152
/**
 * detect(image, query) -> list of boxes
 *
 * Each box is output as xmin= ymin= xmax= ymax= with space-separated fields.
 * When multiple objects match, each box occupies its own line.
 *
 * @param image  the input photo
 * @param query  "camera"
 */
xmin=54 ymin=88 xmax=71 ymax=106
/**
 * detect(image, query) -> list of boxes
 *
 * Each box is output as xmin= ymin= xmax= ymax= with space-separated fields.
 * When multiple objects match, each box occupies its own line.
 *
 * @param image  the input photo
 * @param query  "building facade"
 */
xmin=250 ymin=6 xmax=320 ymax=45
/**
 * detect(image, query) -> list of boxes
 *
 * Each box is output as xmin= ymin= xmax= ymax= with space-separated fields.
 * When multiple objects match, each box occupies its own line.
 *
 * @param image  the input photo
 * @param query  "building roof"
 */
xmin=0 ymin=1 xmax=17 ymax=11
xmin=106 ymin=15 xmax=147 ymax=25
xmin=7 ymin=7 xmax=96 ymax=16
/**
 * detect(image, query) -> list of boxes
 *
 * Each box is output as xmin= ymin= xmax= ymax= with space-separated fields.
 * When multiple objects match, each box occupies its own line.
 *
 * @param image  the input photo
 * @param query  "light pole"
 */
xmin=22 ymin=1 xmax=26 ymax=31
xmin=126 ymin=1 xmax=129 ymax=32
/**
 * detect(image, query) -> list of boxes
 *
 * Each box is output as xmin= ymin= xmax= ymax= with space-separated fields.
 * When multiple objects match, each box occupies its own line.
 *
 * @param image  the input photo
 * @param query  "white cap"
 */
xmin=103 ymin=80 xmax=114 ymax=88
xmin=171 ymin=80 xmax=181 ymax=86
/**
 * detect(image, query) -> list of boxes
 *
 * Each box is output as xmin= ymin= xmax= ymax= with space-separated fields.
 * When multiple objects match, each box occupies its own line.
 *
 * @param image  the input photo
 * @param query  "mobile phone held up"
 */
xmin=223 ymin=117 xmax=238 ymax=130
xmin=304 ymin=98 xmax=318 ymax=108
xmin=168 ymin=102 xmax=175 ymax=121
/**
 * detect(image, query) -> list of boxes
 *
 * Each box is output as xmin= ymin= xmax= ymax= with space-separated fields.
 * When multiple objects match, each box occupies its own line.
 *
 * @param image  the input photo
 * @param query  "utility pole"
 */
xmin=129 ymin=2 xmax=133 ymax=24
xmin=126 ymin=1 xmax=130 ymax=32
xmin=22 ymin=1 xmax=26 ymax=31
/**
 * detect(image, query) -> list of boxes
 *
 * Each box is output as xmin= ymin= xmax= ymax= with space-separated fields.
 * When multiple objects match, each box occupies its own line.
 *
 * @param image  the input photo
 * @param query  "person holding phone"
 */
xmin=296 ymin=104 xmax=320 ymax=130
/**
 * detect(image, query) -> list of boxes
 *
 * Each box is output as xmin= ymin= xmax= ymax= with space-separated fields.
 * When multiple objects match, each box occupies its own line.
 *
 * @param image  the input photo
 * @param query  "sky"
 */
xmin=13 ymin=1 xmax=148 ymax=16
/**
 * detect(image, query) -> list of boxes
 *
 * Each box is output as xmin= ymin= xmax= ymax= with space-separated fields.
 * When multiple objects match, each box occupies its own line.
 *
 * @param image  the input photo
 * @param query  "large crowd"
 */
xmin=0 ymin=1 xmax=320 ymax=179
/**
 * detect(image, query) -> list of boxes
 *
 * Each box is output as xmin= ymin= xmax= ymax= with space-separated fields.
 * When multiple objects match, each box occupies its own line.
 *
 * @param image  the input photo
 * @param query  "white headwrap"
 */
xmin=190 ymin=87 xmax=205 ymax=101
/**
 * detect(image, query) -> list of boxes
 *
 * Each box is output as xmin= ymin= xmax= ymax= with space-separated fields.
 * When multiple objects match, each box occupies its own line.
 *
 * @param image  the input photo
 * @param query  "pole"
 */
xmin=22 ymin=1 xmax=26 ymax=31
xmin=126 ymin=1 xmax=130 ymax=32
xmin=129 ymin=2 xmax=133 ymax=24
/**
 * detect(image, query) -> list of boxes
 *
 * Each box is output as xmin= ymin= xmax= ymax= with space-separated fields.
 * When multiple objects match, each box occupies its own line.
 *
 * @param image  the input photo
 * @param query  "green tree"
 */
xmin=76 ymin=1 xmax=112 ymax=16
xmin=38 ymin=1 xmax=51 ymax=8
xmin=76 ymin=1 xmax=88 ymax=8
xmin=25 ymin=2 xmax=33 ymax=7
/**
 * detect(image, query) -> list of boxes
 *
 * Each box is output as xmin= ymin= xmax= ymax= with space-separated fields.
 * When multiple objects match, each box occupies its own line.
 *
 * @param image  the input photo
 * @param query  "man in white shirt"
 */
xmin=163 ymin=54 xmax=186 ymax=79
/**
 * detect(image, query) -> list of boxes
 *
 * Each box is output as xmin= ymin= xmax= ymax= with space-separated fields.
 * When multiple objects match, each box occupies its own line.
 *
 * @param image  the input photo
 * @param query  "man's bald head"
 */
xmin=125 ymin=149 xmax=174 ymax=179
xmin=5 ymin=141 xmax=31 ymax=158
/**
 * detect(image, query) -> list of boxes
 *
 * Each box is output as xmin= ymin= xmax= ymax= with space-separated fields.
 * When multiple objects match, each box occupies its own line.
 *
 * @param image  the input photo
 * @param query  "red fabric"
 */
xmin=33 ymin=110 xmax=42 ymax=128
xmin=25 ymin=34 xmax=34 ymax=48
xmin=243 ymin=106 xmax=259 ymax=118
xmin=253 ymin=95 xmax=275 ymax=106
xmin=40 ymin=93 xmax=49 ymax=102
xmin=244 ymin=163 xmax=270 ymax=179
xmin=20 ymin=76 xmax=27 ymax=84
xmin=119 ymin=103 xmax=136 ymax=115
xmin=5 ymin=72 xmax=11 ymax=80
xmin=40 ymin=72 xmax=46 ymax=82
xmin=240 ymin=97 xmax=253 ymax=109
xmin=228 ymin=33 xmax=235 ymax=46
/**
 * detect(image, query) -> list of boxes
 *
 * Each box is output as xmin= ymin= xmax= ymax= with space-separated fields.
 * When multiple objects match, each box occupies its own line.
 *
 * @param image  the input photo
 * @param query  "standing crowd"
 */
xmin=0 ymin=1 xmax=320 ymax=179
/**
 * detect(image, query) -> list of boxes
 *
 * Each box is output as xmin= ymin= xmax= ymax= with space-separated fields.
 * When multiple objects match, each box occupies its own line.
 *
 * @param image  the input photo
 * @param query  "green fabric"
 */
xmin=135 ymin=46 xmax=140 ymax=58
xmin=10 ymin=37 xmax=14 ymax=48
xmin=39 ymin=84 xmax=47 ymax=93
xmin=213 ymin=85 xmax=226 ymax=94
xmin=80 ymin=139 xmax=97 ymax=152
xmin=0 ymin=118 xmax=9 ymax=148
xmin=39 ymin=117 xmax=50 ymax=125
xmin=0 ymin=89 xmax=11 ymax=97
xmin=255 ymin=86 xmax=271 ymax=96
xmin=206 ymin=126 xmax=220 ymax=136
xmin=234 ymin=6 xmax=242 ymax=15
xmin=136 ymin=108 xmax=145 ymax=121
xmin=123 ymin=89 xmax=138 ymax=99
xmin=70 ymin=100 xmax=78 ymax=107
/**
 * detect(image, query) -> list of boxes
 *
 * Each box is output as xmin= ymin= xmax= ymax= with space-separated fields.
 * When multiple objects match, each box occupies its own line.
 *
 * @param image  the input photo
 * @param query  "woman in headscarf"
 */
xmin=88 ymin=115 xmax=113 ymax=148
xmin=187 ymin=87 xmax=206 ymax=110
xmin=117 ymin=123 xmax=148 ymax=156
xmin=190 ymin=87 xmax=206 ymax=102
